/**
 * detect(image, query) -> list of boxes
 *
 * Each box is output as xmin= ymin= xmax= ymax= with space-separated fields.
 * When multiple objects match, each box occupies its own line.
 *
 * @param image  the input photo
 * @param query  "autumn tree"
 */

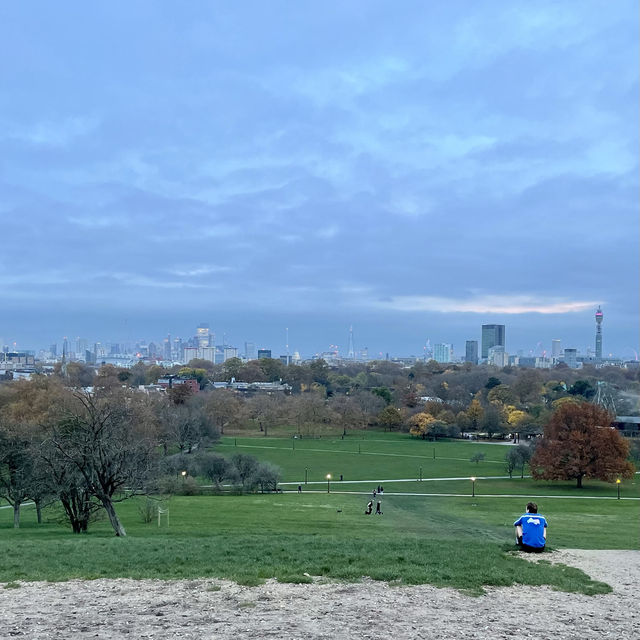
xmin=409 ymin=412 xmax=436 ymax=439
xmin=247 ymin=394 xmax=283 ymax=437
xmin=530 ymin=403 xmax=635 ymax=488
xmin=377 ymin=406 xmax=403 ymax=432
xmin=466 ymin=396 xmax=484 ymax=429
xmin=205 ymin=388 xmax=245 ymax=435
xmin=329 ymin=394 xmax=366 ymax=433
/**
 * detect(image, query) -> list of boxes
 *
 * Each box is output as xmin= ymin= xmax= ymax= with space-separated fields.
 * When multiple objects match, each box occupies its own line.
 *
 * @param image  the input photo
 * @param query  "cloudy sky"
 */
xmin=1 ymin=1 xmax=637 ymax=359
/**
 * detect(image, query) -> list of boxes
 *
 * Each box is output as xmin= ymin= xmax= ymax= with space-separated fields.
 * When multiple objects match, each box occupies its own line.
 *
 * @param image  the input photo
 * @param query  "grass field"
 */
xmin=0 ymin=432 xmax=637 ymax=594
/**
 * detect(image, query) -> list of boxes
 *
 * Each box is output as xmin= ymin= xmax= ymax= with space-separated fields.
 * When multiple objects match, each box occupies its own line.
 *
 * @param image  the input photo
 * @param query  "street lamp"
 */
xmin=470 ymin=476 xmax=476 ymax=497
xmin=181 ymin=470 xmax=187 ymax=484
xmin=616 ymin=478 xmax=621 ymax=500
xmin=326 ymin=474 xmax=332 ymax=493
xmin=305 ymin=467 xmax=309 ymax=484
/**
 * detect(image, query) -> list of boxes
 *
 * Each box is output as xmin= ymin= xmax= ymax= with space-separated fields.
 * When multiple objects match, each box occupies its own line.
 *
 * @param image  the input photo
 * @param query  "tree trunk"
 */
xmin=101 ymin=496 xmax=127 ymax=537
xmin=577 ymin=475 xmax=583 ymax=489
xmin=35 ymin=499 xmax=42 ymax=524
xmin=13 ymin=503 xmax=20 ymax=528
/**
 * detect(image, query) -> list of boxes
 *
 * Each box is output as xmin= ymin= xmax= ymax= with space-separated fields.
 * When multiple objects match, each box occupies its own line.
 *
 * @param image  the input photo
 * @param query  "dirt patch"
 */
xmin=2 ymin=550 xmax=638 ymax=639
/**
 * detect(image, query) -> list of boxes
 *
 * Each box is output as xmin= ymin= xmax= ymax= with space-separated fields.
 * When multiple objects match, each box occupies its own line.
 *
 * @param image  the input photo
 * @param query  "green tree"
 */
xmin=258 ymin=358 xmax=285 ymax=382
xmin=222 ymin=357 xmax=244 ymax=382
xmin=178 ymin=367 xmax=209 ymax=389
xmin=487 ymin=384 xmax=516 ymax=405
xmin=371 ymin=386 xmax=393 ymax=405
xmin=568 ymin=380 xmax=596 ymax=400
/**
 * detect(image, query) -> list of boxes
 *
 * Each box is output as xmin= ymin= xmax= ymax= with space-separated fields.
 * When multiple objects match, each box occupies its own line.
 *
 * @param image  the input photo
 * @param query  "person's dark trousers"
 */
xmin=516 ymin=536 xmax=545 ymax=552
xmin=518 ymin=542 xmax=545 ymax=553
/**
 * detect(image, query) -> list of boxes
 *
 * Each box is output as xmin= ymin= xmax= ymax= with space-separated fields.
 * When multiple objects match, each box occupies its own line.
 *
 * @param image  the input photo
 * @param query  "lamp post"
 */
xmin=419 ymin=466 xmax=422 ymax=482
xmin=181 ymin=470 xmax=187 ymax=484
xmin=470 ymin=476 xmax=476 ymax=497
xmin=305 ymin=467 xmax=309 ymax=485
xmin=616 ymin=478 xmax=621 ymax=500
xmin=326 ymin=474 xmax=331 ymax=493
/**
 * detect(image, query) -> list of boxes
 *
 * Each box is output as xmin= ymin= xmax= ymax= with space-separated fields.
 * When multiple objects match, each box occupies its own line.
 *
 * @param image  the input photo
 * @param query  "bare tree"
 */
xmin=49 ymin=390 xmax=157 ymax=537
xmin=0 ymin=430 xmax=34 ymax=528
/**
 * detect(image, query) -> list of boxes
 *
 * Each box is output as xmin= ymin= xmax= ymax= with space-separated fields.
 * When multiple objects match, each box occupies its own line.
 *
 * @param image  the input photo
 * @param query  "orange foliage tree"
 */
xmin=531 ymin=403 xmax=634 ymax=488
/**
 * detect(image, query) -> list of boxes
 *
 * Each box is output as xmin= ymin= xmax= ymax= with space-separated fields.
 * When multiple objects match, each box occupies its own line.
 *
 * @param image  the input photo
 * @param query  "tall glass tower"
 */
xmin=481 ymin=324 xmax=505 ymax=359
xmin=595 ymin=306 xmax=603 ymax=360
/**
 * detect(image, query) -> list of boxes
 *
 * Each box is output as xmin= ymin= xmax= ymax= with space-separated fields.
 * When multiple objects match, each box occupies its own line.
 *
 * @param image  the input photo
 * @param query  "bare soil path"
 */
xmin=1 ymin=549 xmax=637 ymax=639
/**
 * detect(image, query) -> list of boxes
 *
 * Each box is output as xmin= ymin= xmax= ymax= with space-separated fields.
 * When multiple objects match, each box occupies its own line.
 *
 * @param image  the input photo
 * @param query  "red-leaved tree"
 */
xmin=531 ymin=402 xmax=634 ymax=488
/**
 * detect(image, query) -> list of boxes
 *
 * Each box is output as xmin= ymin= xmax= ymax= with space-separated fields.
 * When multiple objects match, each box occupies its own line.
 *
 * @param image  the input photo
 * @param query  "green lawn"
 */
xmin=217 ymin=434 xmax=640 ymax=498
xmin=0 ymin=494 xmax=623 ymax=595
xmin=0 ymin=432 xmax=637 ymax=594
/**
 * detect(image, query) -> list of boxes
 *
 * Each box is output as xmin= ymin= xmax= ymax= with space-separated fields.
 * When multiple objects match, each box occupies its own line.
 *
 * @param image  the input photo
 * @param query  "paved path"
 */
xmin=218 ymin=442 xmax=505 ymax=465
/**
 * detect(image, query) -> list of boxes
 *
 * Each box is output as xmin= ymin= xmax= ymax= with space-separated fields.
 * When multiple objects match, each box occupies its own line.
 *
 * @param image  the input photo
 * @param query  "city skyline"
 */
xmin=1 ymin=2 xmax=638 ymax=360
xmin=4 ymin=305 xmax=635 ymax=363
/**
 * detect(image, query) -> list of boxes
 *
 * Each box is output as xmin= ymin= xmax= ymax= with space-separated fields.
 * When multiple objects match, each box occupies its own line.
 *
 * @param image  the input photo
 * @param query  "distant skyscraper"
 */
xmin=347 ymin=325 xmax=355 ymax=359
xmin=200 ymin=346 xmax=216 ymax=363
xmin=171 ymin=338 xmax=181 ymax=359
xmin=465 ymin=340 xmax=478 ymax=364
xmin=564 ymin=348 xmax=578 ymax=368
xmin=223 ymin=346 xmax=238 ymax=362
xmin=163 ymin=335 xmax=172 ymax=360
xmin=433 ymin=343 xmax=452 ymax=363
xmin=595 ymin=306 xmax=603 ymax=360
xmin=183 ymin=346 xmax=198 ymax=363
xmin=76 ymin=337 xmax=88 ymax=357
xmin=257 ymin=349 xmax=272 ymax=359
xmin=245 ymin=341 xmax=257 ymax=360
xmin=551 ymin=339 xmax=562 ymax=359
xmin=196 ymin=323 xmax=210 ymax=349
xmin=481 ymin=324 xmax=505 ymax=359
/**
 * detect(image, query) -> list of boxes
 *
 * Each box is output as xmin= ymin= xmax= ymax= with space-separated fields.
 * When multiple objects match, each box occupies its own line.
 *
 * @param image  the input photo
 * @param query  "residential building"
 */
xmin=433 ymin=343 xmax=452 ymax=363
xmin=488 ymin=345 xmax=508 ymax=367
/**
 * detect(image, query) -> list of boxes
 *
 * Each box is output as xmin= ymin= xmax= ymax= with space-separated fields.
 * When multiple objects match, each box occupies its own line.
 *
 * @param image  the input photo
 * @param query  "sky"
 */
xmin=0 ymin=1 xmax=638 ymax=359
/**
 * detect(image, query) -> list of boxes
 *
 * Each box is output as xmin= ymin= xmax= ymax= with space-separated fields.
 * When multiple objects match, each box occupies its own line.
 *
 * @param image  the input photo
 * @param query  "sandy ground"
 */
xmin=1 ymin=550 xmax=638 ymax=639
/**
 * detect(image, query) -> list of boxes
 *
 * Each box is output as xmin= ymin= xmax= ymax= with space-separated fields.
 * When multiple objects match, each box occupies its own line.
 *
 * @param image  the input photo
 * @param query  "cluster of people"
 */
xmin=372 ymin=485 xmax=384 ymax=498
xmin=365 ymin=499 xmax=382 ymax=515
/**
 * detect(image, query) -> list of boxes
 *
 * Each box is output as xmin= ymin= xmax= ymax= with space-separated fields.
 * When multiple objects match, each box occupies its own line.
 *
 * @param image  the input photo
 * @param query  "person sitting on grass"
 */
xmin=514 ymin=502 xmax=547 ymax=552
